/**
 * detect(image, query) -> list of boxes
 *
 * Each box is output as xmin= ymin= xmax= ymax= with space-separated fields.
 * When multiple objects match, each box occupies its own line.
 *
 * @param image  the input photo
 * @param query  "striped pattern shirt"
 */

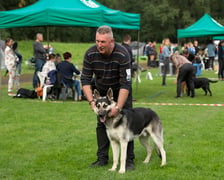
xmin=81 ymin=43 xmax=132 ymax=93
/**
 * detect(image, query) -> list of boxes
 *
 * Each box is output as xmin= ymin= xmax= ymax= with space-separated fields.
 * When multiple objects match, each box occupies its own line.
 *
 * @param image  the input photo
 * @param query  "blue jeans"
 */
xmin=33 ymin=59 xmax=45 ymax=88
xmin=73 ymin=80 xmax=82 ymax=97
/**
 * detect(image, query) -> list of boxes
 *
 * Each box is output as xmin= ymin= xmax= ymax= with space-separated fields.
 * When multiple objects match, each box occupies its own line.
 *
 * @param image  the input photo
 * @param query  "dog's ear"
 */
xmin=93 ymin=89 xmax=100 ymax=100
xmin=107 ymin=88 xmax=113 ymax=101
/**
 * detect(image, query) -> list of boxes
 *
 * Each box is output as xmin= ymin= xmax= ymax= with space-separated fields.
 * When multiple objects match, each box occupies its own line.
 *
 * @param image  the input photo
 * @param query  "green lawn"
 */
xmin=17 ymin=41 xmax=93 ymax=74
xmin=0 ymin=42 xmax=224 ymax=179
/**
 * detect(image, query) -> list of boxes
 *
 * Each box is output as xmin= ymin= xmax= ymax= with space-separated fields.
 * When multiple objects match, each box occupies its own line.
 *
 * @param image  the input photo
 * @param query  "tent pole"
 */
xmin=0 ymin=30 xmax=1 ymax=97
xmin=46 ymin=26 xmax=50 ymax=53
xmin=0 ymin=54 xmax=1 ymax=97
xmin=135 ymin=30 xmax=140 ymax=94
xmin=0 ymin=29 xmax=2 ymax=97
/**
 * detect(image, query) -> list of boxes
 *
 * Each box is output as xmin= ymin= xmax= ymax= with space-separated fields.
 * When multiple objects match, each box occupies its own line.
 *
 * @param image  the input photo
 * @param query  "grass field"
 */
xmin=0 ymin=42 xmax=224 ymax=179
xmin=17 ymin=40 xmax=93 ymax=74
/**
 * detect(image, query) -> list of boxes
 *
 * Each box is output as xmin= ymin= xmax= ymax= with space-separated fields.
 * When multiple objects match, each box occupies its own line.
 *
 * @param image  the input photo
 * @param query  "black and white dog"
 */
xmin=93 ymin=88 xmax=166 ymax=174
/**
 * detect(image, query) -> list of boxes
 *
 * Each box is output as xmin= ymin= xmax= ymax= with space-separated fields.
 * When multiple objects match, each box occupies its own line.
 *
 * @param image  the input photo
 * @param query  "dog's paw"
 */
xmin=118 ymin=169 xmax=126 ymax=174
xmin=108 ymin=168 xmax=116 ymax=172
xmin=160 ymin=162 xmax=166 ymax=167
xmin=143 ymin=159 xmax=149 ymax=164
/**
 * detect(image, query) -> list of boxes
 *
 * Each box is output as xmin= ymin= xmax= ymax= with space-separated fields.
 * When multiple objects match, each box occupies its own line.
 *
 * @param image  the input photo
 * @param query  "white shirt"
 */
xmin=41 ymin=60 xmax=56 ymax=77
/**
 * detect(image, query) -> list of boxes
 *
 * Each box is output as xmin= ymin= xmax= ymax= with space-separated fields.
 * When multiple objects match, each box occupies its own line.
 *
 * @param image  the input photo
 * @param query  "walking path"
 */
xmin=1 ymin=73 xmax=32 ymax=85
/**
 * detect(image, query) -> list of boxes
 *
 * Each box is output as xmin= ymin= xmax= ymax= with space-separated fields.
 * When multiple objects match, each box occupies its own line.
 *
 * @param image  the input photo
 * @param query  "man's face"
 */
xmin=37 ymin=34 xmax=43 ymax=42
xmin=95 ymin=33 xmax=114 ymax=56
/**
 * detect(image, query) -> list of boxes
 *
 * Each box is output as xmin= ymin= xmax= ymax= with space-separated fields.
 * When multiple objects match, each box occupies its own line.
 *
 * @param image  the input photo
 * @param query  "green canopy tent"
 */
xmin=177 ymin=14 xmax=224 ymax=38
xmin=0 ymin=0 xmax=140 ymax=30
xmin=0 ymin=0 xmax=141 ymax=94
xmin=213 ymin=36 xmax=224 ymax=40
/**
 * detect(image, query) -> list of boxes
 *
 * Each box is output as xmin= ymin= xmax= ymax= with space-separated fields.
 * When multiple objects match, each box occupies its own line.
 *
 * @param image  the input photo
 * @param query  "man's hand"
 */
xmin=108 ymin=106 xmax=120 ymax=117
xmin=89 ymin=100 xmax=95 ymax=111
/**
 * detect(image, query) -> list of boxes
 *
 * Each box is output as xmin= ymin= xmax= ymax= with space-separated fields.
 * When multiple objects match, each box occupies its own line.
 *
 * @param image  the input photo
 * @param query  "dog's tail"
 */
xmin=208 ymin=79 xmax=218 ymax=83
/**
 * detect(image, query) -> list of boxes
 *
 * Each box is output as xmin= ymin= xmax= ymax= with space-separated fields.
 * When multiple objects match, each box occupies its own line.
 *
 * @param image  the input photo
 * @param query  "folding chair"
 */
xmin=37 ymin=71 xmax=54 ymax=101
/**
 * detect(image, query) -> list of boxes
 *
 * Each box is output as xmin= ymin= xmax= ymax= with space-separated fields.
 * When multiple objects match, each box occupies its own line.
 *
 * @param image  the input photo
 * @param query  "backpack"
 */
xmin=14 ymin=88 xmax=37 ymax=99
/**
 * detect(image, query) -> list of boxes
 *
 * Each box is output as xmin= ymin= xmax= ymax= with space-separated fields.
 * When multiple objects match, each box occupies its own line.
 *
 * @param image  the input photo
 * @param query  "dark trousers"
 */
xmin=218 ymin=58 xmax=224 ymax=79
xmin=208 ymin=56 xmax=215 ymax=70
xmin=177 ymin=63 xmax=195 ymax=97
xmin=162 ymin=57 xmax=170 ymax=85
xmin=95 ymin=87 xmax=134 ymax=163
xmin=33 ymin=59 xmax=45 ymax=88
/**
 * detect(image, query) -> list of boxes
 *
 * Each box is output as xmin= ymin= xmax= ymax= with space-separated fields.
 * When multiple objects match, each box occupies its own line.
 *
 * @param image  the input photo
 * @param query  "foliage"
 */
xmin=1 ymin=0 xmax=224 ymax=43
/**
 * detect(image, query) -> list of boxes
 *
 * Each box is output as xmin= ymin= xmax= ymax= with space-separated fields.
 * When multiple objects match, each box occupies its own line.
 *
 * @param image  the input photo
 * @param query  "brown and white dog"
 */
xmin=93 ymin=88 xmax=166 ymax=173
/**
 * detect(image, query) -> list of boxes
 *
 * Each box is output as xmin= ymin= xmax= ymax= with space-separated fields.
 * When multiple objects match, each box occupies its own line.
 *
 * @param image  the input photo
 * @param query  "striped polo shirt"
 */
xmin=81 ymin=43 xmax=132 ymax=94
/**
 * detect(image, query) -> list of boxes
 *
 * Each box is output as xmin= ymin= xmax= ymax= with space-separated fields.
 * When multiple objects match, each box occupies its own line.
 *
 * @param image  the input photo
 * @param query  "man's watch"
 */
xmin=89 ymin=99 xmax=95 ymax=105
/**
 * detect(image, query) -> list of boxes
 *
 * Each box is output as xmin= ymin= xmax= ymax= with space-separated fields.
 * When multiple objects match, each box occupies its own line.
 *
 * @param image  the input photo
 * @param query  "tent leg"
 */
xmin=46 ymin=26 xmax=50 ymax=54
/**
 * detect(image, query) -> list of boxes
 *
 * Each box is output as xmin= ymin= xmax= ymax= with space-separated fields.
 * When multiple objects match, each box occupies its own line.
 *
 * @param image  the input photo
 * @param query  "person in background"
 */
xmin=55 ymin=53 xmax=61 ymax=65
xmin=121 ymin=34 xmax=136 ymax=76
xmin=57 ymin=52 xmax=82 ymax=101
xmin=81 ymin=25 xmax=135 ymax=171
xmin=161 ymin=38 xmax=171 ymax=86
xmin=187 ymin=42 xmax=196 ymax=56
xmin=41 ymin=53 xmax=56 ymax=84
xmin=170 ymin=53 xmax=195 ymax=98
xmin=159 ymin=40 xmax=164 ymax=62
xmin=181 ymin=42 xmax=188 ymax=53
xmin=145 ymin=41 xmax=156 ymax=67
xmin=12 ymin=41 xmax=22 ymax=76
xmin=33 ymin=33 xmax=48 ymax=88
xmin=217 ymin=40 xmax=224 ymax=80
xmin=4 ymin=38 xmax=20 ymax=96
xmin=193 ymin=40 xmax=200 ymax=55
xmin=207 ymin=40 xmax=216 ymax=70
xmin=122 ymin=34 xmax=137 ymax=101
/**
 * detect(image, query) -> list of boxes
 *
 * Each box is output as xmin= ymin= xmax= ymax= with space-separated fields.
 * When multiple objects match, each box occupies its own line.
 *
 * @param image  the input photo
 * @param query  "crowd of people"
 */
xmin=2 ymin=33 xmax=83 ymax=100
xmin=2 ymin=32 xmax=224 ymax=100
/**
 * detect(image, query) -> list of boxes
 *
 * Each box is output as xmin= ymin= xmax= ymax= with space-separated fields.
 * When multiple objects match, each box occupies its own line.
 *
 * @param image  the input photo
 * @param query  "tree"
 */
xmin=1 ymin=0 xmax=224 ymax=43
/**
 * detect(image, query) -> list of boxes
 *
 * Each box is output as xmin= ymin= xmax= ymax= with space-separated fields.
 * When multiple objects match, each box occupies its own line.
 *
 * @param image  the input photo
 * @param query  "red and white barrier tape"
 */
xmin=134 ymin=102 xmax=224 ymax=107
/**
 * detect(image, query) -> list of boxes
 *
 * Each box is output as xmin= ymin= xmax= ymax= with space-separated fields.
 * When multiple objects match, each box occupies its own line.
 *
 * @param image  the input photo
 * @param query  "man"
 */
xmin=81 ymin=25 xmax=135 ymax=170
xmin=33 ymin=33 xmax=47 ymax=88
xmin=122 ymin=34 xmax=136 ymax=76
xmin=170 ymin=53 xmax=195 ymax=98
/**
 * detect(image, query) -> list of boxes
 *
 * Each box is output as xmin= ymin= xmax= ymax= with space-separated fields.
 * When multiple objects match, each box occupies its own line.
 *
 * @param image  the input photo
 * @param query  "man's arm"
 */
xmin=82 ymin=85 xmax=95 ymax=110
xmin=109 ymin=88 xmax=129 ymax=117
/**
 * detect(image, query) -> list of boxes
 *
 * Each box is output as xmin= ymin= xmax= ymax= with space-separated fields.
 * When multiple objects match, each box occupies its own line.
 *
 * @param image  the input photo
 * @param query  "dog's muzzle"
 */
xmin=98 ymin=111 xmax=108 ymax=123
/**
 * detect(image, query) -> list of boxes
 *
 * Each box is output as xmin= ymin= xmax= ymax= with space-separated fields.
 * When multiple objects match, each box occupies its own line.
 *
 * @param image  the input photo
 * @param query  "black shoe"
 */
xmin=89 ymin=160 xmax=108 ymax=168
xmin=126 ymin=161 xmax=135 ymax=171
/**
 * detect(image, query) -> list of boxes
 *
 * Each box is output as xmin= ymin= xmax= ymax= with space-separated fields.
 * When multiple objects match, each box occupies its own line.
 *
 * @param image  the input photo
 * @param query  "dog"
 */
xmin=181 ymin=78 xmax=218 ymax=96
xmin=193 ymin=77 xmax=218 ymax=96
xmin=93 ymin=88 xmax=166 ymax=174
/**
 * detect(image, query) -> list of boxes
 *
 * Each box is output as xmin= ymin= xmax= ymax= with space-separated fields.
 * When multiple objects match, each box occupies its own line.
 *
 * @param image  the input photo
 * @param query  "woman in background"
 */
xmin=161 ymin=38 xmax=171 ymax=86
xmin=4 ymin=38 xmax=20 ymax=96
